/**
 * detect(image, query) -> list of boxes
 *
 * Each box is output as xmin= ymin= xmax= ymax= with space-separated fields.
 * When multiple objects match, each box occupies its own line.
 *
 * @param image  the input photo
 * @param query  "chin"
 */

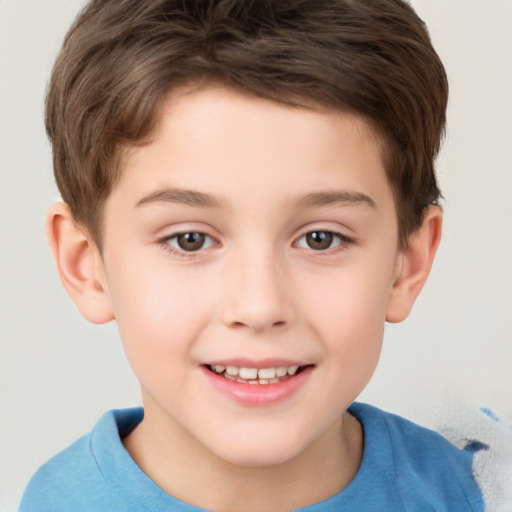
xmin=206 ymin=430 xmax=312 ymax=469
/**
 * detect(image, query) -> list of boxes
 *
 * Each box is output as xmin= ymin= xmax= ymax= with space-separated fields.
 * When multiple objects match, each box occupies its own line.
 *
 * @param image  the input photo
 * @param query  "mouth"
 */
xmin=204 ymin=364 xmax=311 ymax=385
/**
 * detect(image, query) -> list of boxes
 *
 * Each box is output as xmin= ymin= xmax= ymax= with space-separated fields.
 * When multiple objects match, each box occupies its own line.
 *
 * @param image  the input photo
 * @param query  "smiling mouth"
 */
xmin=205 ymin=364 xmax=310 ymax=385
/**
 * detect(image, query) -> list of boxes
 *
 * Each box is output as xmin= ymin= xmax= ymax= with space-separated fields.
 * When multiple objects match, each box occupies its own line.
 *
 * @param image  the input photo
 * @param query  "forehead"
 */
xmin=113 ymin=86 xmax=393 ymax=215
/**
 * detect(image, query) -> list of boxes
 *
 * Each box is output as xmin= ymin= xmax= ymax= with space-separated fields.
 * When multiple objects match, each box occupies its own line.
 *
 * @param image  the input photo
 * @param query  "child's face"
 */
xmin=99 ymin=87 xmax=402 ymax=467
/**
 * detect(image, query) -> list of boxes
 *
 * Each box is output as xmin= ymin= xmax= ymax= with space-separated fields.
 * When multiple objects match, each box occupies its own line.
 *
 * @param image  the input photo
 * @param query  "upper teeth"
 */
xmin=212 ymin=365 xmax=299 ymax=379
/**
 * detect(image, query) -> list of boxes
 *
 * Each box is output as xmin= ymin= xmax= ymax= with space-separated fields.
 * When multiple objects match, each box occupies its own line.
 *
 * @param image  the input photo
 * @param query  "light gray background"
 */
xmin=1 ymin=1 xmax=511 ymax=510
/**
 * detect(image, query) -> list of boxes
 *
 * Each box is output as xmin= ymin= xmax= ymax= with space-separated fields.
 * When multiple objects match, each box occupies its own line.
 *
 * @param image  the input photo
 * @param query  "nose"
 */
xmin=220 ymin=248 xmax=295 ymax=333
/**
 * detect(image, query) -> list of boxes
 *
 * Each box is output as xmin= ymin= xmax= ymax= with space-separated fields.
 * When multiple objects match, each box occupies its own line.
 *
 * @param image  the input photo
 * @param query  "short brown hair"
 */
xmin=46 ymin=0 xmax=448 ymax=249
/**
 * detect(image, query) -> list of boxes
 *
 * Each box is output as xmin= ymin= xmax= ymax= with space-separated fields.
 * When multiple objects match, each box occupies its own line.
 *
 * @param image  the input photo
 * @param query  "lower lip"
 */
xmin=201 ymin=366 xmax=313 ymax=406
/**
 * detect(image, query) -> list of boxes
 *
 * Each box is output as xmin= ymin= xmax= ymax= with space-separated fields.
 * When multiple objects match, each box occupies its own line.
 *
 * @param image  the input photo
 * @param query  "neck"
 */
xmin=123 ymin=402 xmax=363 ymax=512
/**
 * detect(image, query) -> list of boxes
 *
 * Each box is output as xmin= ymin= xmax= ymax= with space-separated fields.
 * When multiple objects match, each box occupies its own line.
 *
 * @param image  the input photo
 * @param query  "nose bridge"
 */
xmin=221 ymin=240 xmax=294 ymax=332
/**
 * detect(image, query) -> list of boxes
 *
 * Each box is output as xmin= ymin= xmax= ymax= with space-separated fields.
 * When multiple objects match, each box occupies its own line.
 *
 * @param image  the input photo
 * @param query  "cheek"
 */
xmin=302 ymin=262 xmax=393 ymax=374
xmin=305 ymin=260 xmax=393 ymax=332
xmin=323 ymin=287 xmax=385 ymax=374
xmin=106 ymin=261 xmax=210 ymax=380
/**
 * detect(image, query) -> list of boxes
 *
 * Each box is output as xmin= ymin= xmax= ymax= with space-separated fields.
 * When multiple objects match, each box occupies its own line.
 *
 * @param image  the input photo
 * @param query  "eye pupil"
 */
xmin=177 ymin=232 xmax=205 ymax=251
xmin=306 ymin=231 xmax=334 ymax=250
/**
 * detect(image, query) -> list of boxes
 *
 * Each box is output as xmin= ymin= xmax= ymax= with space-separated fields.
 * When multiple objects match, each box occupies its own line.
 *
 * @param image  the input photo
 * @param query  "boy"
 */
xmin=18 ymin=0 xmax=490 ymax=510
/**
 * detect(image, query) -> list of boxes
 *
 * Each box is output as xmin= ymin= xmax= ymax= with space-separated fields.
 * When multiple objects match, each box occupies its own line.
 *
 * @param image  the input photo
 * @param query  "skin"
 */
xmin=47 ymin=86 xmax=442 ymax=512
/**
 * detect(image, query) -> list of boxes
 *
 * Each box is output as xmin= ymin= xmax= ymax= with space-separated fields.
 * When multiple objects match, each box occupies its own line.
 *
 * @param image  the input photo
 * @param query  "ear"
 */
xmin=46 ymin=202 xmax=114 ymax=324
xmin=386 ymin=206 xmax=443 ymax=323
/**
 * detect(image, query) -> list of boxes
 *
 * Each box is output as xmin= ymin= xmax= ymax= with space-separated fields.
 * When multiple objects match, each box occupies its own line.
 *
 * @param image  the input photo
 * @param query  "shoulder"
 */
xmin=19 ymin=408 xmax=144 ymax=512
xmin=350 ymin=402 xmax=470 ymax=464
xmin=19 ymin=432 xmax=107 ymax=512
xmin=346 ymin=403 xmax=485 ymax=512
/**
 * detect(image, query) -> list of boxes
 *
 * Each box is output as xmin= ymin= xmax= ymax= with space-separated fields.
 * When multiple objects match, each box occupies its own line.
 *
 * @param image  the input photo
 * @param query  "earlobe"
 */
xmin=386 ymin=206 xmax=443 ymax=323
xmin=46 ymin=202 xmax=114 ymax=324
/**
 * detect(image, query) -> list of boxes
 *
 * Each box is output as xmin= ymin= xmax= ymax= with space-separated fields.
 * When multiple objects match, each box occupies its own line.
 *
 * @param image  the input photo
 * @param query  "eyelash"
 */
xmin=158 ymin=229 xmax=353 ymax=258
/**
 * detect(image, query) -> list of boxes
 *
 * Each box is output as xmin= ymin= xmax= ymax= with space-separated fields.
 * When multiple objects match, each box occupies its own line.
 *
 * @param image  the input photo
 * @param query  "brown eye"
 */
xmin=178 ymin=232 xmax=205 ymax=251
xmin=168 ymin=232 xmax=214 ymax=252
xmin=296 ymin=231 xmax=347 ymax=251
xmin=305 ymin=231 xmax=334 ymax=250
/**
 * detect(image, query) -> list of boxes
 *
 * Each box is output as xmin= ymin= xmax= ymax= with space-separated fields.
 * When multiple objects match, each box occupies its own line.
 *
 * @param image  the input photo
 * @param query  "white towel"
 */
xmin=438 ymin=407 xmax=512 ymax=512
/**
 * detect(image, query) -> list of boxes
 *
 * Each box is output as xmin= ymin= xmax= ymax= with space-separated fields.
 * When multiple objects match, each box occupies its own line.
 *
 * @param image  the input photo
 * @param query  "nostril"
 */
xmin=221 ymin=294 xmax=294 ymax=332
xmin=227 ymin=320 xmax=288 ymax=330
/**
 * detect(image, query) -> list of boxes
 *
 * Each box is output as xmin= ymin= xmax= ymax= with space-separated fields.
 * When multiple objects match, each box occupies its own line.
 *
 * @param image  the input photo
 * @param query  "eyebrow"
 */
xmin=294 ymin=190 xmax=377 ymax=210
xmin=135 ymin=187 xmax=377 ymax=211
xmin=135 ymin=188 xmax=224 ymax=208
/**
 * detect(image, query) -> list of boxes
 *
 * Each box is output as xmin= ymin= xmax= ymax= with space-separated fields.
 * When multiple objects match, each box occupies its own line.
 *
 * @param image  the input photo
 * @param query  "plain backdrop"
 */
xmin=1 ymin=1 xmax=511 ymax=510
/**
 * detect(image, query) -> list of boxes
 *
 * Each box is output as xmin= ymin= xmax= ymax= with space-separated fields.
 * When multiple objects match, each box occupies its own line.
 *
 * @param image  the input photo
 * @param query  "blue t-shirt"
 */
xmin=19 ymin=403 xmax=484 ymax=511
